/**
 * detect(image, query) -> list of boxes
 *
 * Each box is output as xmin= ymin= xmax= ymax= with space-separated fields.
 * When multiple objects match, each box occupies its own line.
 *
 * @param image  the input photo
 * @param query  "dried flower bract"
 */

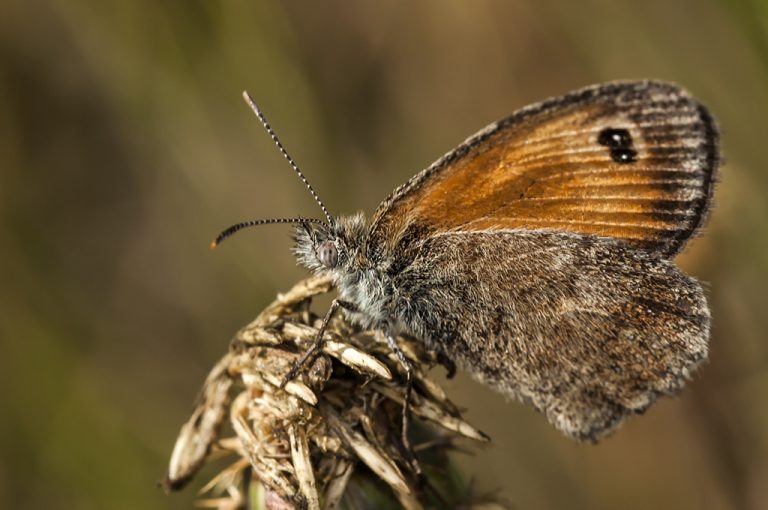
xmin=164 ymin=276 xmax=491 ymax=509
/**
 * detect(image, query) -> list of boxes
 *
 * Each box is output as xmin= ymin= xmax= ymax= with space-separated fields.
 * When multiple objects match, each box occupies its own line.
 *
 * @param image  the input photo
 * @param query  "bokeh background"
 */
xmin=1 ymin=1 xmax=767 ymax=509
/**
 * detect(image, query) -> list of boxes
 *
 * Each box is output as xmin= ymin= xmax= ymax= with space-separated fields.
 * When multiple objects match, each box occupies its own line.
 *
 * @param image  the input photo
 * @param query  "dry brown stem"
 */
xmin=164 ymin=275 xmax=492 ymax=509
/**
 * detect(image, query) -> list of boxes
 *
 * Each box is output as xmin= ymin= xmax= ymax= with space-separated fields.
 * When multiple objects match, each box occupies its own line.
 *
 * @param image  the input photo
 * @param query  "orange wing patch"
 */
xmin=367 ymin=81 xmax=718 ymax=259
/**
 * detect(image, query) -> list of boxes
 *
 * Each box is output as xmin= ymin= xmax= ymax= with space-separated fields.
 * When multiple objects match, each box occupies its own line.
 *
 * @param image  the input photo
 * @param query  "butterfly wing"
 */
xmin=390 ymin=229 xmax=709 ymax=440
xmin=366 ymin=81 xmax=718 ymax=260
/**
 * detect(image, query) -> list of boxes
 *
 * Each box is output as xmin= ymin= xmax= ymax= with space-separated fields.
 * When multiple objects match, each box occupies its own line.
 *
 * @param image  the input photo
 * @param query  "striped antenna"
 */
xmin=242 ymin=91 xmax=333 ymax=225
xmin=210 ymin=217 xmax=325 ymax=249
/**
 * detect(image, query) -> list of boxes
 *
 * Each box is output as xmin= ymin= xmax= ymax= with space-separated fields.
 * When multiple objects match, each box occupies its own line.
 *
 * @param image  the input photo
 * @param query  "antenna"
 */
xmin=210 ymin=217 xmax=325 ymax=249
xmin=242 ymin=91 xmax=333 ymax=225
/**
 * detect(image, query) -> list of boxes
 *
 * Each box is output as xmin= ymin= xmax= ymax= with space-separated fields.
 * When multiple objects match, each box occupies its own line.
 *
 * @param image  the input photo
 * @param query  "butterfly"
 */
xmin=213 ymin=80 xmax=719 ymax=442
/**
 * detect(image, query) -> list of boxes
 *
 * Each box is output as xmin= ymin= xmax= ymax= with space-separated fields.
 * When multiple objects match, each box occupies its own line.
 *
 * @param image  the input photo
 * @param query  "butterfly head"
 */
xmin=293 ymin=212 xmax=367 ymax=276
xmin=212 ymin=93 xmax=372 ymax=282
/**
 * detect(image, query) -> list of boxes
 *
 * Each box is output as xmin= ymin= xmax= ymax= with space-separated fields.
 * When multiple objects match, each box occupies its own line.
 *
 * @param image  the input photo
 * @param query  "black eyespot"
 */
xmin=598 ymin=128 xmax=632 ymax=148
xmin=613 ymin=148 xmax=637 ymax=163
xmin=598 ymin=128 xmax=636 ymax=164
xmin=317 ymin=240 xmax=338 ymax=268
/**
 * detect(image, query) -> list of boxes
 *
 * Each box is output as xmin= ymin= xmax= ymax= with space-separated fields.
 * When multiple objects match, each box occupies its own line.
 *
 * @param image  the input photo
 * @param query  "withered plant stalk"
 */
xmin=164 ymin=275 xmax=500 ymax=509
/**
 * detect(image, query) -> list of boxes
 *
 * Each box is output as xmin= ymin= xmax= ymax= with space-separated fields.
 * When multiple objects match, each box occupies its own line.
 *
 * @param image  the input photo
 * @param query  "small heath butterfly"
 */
xmin=213 ymin=81 xmax=718 ymax=441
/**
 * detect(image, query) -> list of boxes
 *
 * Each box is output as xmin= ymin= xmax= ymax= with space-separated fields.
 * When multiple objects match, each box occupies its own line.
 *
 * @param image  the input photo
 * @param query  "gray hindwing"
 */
xmin=390 ymin=229 xmax=709 ymax=440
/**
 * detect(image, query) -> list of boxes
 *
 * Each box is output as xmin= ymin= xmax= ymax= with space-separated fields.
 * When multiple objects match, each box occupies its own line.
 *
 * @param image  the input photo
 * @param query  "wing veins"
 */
xmin=536 ymin=167 xmax=705 ymax=182
xmin=511 ymin=118 xmax=703 ymax=150
xmin=561 ymin=181 xmax=701 ymax=190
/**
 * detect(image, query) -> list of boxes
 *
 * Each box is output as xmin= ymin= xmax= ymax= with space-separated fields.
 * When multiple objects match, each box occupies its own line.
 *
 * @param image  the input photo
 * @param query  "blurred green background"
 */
xmin=1 ymin=1 xmax=767 ymax=509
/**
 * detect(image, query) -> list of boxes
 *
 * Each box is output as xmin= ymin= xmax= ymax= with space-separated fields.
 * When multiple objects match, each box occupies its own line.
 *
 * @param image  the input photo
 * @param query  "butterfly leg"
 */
xmin=436 ymin=351 xmax=456 ymax=379
xmin=279 ymin=298 xmax=353 ymax=388
xmin=385 ymin=332 xmax=422 ymax=477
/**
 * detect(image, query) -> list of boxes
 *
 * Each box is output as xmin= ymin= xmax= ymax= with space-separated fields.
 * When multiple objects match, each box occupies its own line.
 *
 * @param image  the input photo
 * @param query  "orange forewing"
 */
xmin=367 ymin=81 xmax=718 ymax=258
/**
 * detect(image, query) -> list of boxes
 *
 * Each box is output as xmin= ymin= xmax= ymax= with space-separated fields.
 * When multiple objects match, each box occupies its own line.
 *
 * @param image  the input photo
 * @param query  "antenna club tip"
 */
xmin=241 ymin=90 xmax=258 ymax=111
xmin=209 ymin=239 xmax=218 ymax=250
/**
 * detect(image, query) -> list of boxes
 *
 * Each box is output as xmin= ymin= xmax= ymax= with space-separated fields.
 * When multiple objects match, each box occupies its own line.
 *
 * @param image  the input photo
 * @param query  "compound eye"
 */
xmin=317 ymin=240 xmax=338 ymax=268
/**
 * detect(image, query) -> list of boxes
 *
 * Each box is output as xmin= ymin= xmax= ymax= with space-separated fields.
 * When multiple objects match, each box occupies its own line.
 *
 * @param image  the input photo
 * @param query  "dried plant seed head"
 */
xmin=165 ymin=276 xmax=492 ymax=509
